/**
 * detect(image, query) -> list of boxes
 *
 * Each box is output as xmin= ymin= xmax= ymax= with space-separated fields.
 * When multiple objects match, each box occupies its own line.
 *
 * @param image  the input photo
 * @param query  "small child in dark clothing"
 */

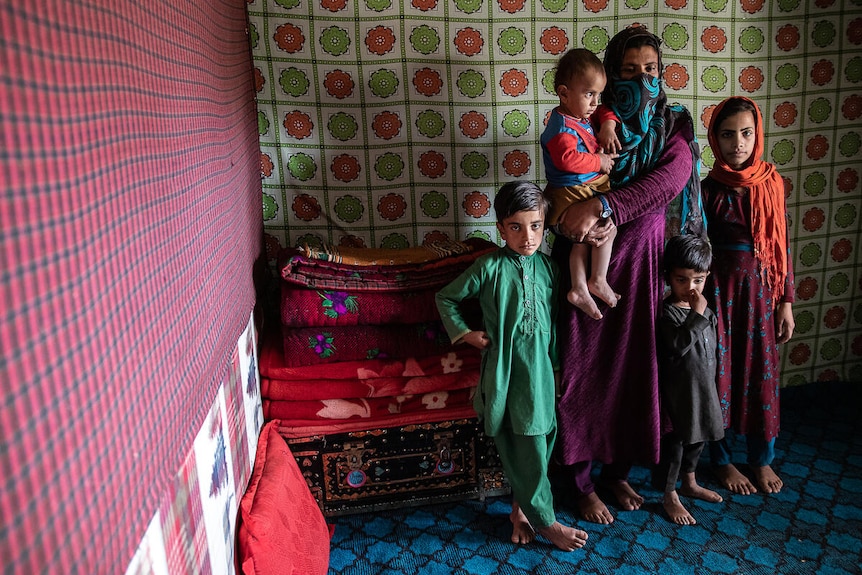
xmin=655 ymin=234 xmax=724 ymax=525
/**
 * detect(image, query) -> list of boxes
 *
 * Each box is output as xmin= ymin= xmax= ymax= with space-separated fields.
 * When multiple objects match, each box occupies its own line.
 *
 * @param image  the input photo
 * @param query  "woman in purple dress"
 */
xmin=546 ymin=26 xmax=704 ymax=524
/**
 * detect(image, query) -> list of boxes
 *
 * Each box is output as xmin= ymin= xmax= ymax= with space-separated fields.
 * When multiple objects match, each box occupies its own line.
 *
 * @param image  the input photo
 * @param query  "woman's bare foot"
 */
xmin=576 ymin=492 xmax=614 ymax=524
xmin=715 ymin=463 xmax=757 ymax=494
xmin=752 ymin=465 xmax=783 ymax=493
xmin=663 ymin=490 xmax=696 ymax=525
xmin=509 ymin=502 xmax=535 ymax=544
xmin=537 ymin=521 xmax=589 ymax=551
xmin=567 ymin=285 xmax=602 ymax=319
xmin=604 ymin=480 xmax=644 ymax=511
xmin=588 ymin=277 xmax=621 ymax=308
xmin=679 ymin=472 xmax=723 ymax=503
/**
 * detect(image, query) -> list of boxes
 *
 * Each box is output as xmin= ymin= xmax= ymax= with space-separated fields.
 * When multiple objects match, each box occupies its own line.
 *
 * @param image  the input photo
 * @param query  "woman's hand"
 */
xmin=775 ymin=302 xmax=794 ymax=344
xmin=597 ymin=120 xmax=621 ymax=154
xmin=557 ymin=198 xmax=615 ymax=247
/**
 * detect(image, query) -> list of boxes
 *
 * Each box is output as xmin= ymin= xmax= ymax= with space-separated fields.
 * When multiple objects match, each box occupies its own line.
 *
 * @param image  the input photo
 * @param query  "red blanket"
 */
xmin=259 ymin=329 xmax=481 ymax=381
xmin=279 ymin=283 xmax=482 ymax=328
xmin=275 ymin=407 xmax=480 ymax=439
xmin=263 ymin=387 xmax=475 ymax=423
xmin=280 ymin=284 xmax=437 ymax=327
xmin=281 ymin=322 xmax=460 ymax=367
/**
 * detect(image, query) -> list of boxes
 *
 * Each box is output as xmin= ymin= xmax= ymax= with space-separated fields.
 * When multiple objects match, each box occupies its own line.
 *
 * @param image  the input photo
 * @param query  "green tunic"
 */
xmin=436 ymin=247 xmax=560 ymax=437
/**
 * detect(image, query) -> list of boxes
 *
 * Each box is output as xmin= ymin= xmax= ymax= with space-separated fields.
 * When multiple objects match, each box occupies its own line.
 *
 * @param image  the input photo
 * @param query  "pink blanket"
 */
xmin=262 ymin=370 xmax=479 ymax=401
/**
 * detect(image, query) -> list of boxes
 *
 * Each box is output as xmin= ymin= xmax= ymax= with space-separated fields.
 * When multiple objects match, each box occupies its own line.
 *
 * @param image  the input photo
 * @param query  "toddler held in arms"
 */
xmin=541 ymin=48 xmax=620 ymax=320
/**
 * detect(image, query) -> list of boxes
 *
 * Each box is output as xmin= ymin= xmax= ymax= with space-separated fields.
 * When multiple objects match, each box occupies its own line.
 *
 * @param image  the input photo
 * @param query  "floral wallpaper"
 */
xmin=248 ymin=0 xmax=862 ymax=385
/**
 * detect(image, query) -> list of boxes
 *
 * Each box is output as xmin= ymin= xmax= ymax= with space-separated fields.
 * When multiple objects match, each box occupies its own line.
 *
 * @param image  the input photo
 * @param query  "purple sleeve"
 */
xmin=603 ymin=130 xmax=693 ymax=227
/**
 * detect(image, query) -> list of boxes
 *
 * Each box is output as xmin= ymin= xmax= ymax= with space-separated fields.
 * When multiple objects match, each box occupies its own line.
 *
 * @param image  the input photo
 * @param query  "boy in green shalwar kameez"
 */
xmin=436 ymin=181 xmax=588 ymax=551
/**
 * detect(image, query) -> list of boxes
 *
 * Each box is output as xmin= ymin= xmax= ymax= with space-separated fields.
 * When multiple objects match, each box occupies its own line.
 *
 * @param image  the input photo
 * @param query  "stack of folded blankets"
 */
xmin=260 ymin=238 xmax=499 ymax=437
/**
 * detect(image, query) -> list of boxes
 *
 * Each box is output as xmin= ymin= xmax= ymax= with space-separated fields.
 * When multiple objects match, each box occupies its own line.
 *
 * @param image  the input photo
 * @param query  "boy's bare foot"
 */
xmin=537 ymin=521 xmax=589 ymax=551
xmin=509 ymin=502 xmax=535 ymax=544
xmin=715 ymin=463 xmax=757 ymax=494
xmin=576 ymin=491 xmax=614 ymax=524
xmin=662 ymin=490 xmax=696 ymax=525
xmin=752 ymin=465 xmax=783 ymax=493
xmin=567 ymin=285 xmax=602 ymax=319
xmin=588 ymin=278 xmax=621 ymax=309
xmin=604 ymin=480 xmax=644 ymax=511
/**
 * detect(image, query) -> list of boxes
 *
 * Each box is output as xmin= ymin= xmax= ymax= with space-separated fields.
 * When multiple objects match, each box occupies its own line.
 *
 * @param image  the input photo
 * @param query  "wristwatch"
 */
xmin=596 ymin=193 xmax=613 ymax=219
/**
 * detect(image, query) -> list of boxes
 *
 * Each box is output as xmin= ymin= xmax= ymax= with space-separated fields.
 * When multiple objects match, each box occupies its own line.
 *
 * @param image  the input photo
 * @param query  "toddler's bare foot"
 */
xmin=679 ymin=483 xmax=723 ymax=503
xmin=604 ymin=479 xmax=644 ymax=511
xmin=567 ymin=285 xmax=602 ymax=319
xmin=663 ymin=491 xmax=696 ymax=525
xmin=509 ymin=502 xmax=535 ymax=544
xmin=715 ymin=463 xmax=757 ymax=495
xmin=588 ymin=277 xmax=621 ymax=309
xmin=537 ymin=521 xmax=588 ymax=551
xmin=752 ymin=465 xmax=783 ymax=493
xmin=576 ymin=492 xmax=614 ymax=524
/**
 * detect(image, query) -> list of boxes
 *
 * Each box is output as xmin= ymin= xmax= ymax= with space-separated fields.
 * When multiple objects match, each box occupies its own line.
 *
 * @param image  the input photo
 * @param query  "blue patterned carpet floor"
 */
xmin=327 ymin=383 xmax=862 ymax=574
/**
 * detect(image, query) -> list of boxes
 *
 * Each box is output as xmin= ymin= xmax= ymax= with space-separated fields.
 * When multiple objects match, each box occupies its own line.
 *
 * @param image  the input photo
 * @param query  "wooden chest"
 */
xmin=280 ymin=418 xmax=509 ymax=516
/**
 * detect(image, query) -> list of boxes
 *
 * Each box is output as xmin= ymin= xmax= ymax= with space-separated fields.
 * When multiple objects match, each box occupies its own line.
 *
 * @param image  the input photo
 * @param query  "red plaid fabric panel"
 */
xmin=1 ymin=1 xmax=261 ymax=572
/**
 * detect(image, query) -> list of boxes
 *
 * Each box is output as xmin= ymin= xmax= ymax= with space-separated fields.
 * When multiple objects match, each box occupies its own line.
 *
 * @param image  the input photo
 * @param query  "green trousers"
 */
xmin=493 ymin=424 xmax=557 ymax=529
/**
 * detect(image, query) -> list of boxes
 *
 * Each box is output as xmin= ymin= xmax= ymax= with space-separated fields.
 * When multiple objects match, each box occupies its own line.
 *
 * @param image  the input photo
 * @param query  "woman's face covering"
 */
xmin=618 ymin=45 xmax=660 ymax=80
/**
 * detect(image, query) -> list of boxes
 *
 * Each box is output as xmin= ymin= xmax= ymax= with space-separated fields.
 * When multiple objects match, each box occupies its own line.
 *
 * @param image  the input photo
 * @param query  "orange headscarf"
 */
xmin=707 ymin=96 xmax=788 ymax=302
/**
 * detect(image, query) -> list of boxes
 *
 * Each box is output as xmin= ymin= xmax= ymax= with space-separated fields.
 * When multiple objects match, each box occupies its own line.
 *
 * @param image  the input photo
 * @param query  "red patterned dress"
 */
xmin=702 ymin=179 xmax=795 ymax=442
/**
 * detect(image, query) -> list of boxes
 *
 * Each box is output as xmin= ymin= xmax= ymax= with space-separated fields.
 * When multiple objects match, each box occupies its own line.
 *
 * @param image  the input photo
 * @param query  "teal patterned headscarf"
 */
xmin=602 ymin=27 xmax=705 ymax=235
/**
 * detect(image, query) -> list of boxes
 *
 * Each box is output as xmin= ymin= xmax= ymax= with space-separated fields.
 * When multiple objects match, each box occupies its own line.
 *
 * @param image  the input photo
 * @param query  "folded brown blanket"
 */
xmin=300 ymin=239 xmax=480 ymax=266
xmin=278 ymin=237 xmax=497 ymax=292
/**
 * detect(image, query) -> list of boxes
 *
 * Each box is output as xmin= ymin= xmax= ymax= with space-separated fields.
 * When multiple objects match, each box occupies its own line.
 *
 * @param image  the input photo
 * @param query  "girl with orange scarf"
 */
xmin=703 ymin=97 xmax=795 ymax=496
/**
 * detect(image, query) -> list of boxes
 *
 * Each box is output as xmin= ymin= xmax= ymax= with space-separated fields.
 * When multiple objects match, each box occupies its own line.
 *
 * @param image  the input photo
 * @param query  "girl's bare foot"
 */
xmin=604 ymin=480 xmax=644 ymax=511
xmin=663 ymin=490 xmax=696 ymax=525
xmin=576 ymin=492 xmax=614 ymax=524
xmin=567 ymin=285 xmax=602 ymax=319
xmin=537 ymin=521 xmax=589 ymax=551
xmin=509 ymin=502 xmax=535 ymax=544
xmin=752 ymin=465 xmax=783 ymax=493
xmin=588 ymin=277 xmax=621 ymax=309
xmin=679 ymin=472 xmax=723 ymax=502
xmin=715 ymin=463 xmax=757 ymax=494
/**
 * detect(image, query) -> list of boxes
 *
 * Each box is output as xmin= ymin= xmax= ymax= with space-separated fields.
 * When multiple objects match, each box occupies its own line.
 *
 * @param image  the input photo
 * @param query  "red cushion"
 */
xmin=237 ymin=421 xmax=330 ymax=575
